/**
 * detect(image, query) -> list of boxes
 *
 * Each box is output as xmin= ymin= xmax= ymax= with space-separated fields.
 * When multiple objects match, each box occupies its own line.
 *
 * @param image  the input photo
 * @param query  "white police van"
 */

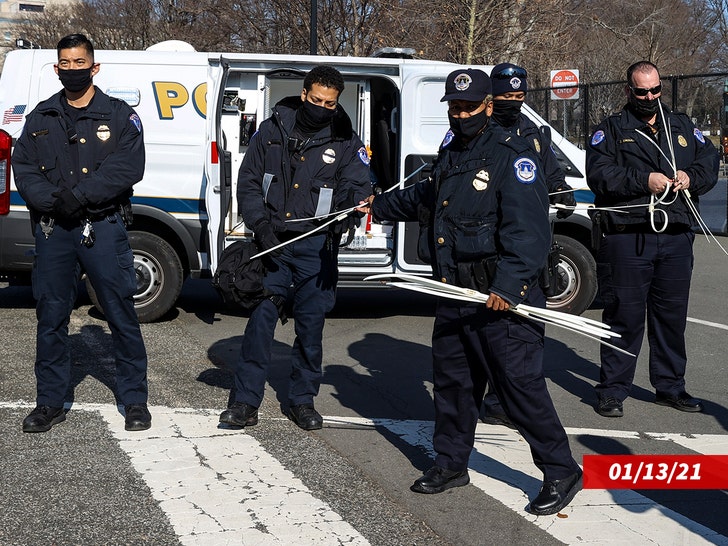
xmin=0 ymin=42 xmax=596 ymax=321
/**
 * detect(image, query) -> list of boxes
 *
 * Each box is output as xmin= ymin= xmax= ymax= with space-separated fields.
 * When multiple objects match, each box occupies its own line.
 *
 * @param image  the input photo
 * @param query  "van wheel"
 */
xmin=546 ymin=235 xmax=597 ymax=315
xmin=85 ymin=231 xmax=184 ymax=323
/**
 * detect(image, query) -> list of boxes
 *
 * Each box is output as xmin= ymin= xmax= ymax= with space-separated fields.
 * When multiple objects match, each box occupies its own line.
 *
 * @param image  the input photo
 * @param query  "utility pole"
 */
xmin=310 ymin=0 xmax=317 ymax=55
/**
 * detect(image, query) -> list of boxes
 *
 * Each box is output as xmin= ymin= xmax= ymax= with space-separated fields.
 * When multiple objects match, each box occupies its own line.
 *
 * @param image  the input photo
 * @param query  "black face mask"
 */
xmin=448 ymin=109 xmax=489 ymax=141
xmin=628 ymin=95 xmax=660 ymax=119
xmin=58 ymin=67 xmax=93 ymax=93
xmin=491 ymin=100 xmax=523 ymax=127
xmin=296 ymin=100 xmax=337 ymax=134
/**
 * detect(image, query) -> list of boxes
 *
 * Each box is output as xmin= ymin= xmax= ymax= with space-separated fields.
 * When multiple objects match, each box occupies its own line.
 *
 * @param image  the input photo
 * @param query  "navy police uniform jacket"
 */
xmin=587 ymin=104 xmax=718 ymax=230
xmin=496 ymin=113 xmax=566 ymax=194
xmin=372 ymin=124 xmax=551 ymax=306
xmin=13 ymin=87 xmax=145 ymax=220
xmin=238 ymin=96 xmax=371 ymax=233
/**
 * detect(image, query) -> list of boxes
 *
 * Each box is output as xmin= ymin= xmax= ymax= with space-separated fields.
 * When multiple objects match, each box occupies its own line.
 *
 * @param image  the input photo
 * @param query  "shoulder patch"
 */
xmin=129 ymin=113 xmax=142 ymax=133
xmin=693 ymin=128 xmax=705 ymax=144
xmin=591 ymin=130 xmax=605 ymax=146
xmin=357 ymin=146 xmax=370 ymax=166
xmin=440 ymin=129 xmax=455 ymax=149
xmin=513 ymin=157 xmax=537 ymax=184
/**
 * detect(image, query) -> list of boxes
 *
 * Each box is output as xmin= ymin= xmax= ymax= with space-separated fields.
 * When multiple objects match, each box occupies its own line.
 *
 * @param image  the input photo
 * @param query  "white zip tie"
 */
xmin=249 ymin=212 xmax=349 ymax=260
xmin=364 ymin=273 xmax=633 ymax=356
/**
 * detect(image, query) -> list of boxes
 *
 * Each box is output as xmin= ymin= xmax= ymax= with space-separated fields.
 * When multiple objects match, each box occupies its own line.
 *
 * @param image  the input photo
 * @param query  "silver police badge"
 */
xmin=96 ymin=124 xmax=111 ymax=141
xmin=322 ymin=148 xmax=336 ymax=164
xmin=472 ymin=169 xmax=489 ymax=191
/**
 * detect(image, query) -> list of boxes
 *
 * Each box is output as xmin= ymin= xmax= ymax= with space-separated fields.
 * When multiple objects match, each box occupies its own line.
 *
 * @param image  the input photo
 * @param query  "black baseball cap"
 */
xmin=441 ymin=68 xmax=492 ymax=102
xmin=491 ymin=63 xmax=528 ymax=96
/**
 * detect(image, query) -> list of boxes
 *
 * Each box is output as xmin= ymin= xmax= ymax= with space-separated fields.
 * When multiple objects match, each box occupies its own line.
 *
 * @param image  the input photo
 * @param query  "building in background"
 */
xmin=0 ymin=0 xmax=74 ymax=69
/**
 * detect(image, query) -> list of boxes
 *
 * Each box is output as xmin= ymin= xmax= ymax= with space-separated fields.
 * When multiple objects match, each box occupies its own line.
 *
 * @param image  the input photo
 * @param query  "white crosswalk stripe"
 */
xmin=5 ymin=402 xmax=727 ymax=545
xmin=374 ymin=417 xmax=728 ymax=545
xmin=95 ymin=405 xmax=369 ymax=546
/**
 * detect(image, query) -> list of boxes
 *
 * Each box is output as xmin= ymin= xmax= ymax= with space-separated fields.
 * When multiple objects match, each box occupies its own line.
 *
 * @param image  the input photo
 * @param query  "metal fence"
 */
xmin=526 ymin=73 xmax=728 ymax=235
xmin=526 ymin=72 xmax=728 ymax=150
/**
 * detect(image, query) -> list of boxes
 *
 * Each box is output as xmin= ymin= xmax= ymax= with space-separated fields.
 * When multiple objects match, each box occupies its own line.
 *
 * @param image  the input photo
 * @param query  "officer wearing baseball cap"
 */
xmin=480 ymin=62 xmax=578 ymax=429
xmin=490 ymin=62 xmax=576 ymax=218
xmin=441 ymin=68 xmax=492 ymax=102
xmin=363 ymin=67 xmax=583 ymax=516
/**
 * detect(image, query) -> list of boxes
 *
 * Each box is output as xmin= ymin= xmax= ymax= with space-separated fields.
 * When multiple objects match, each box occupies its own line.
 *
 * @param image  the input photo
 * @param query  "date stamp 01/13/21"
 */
xmin=582 ymin=455 xmax=728 ymax=489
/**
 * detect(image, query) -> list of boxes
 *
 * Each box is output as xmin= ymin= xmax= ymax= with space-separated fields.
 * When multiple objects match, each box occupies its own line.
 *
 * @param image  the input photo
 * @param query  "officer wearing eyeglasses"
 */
xmin=480 ymin=63 xmax=578 ymax=428
xmin=363 ymin=68 xmax=583 ymax=516
xmin=587 ymin=61 xmax=719 ymax=418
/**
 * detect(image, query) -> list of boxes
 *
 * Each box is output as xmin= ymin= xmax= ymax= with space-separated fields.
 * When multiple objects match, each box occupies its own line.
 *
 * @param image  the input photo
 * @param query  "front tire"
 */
xmin=86 ymin=231 xmax=184 ymax=323
xmin=545 ymin=235 xmax=597 ymax=315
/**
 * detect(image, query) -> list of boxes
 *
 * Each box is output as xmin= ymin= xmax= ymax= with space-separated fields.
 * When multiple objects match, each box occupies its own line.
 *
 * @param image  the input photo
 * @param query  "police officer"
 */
xmin=13 ymin=34 xmax=150 ymax=433
xmin=481 ymin=62 xmax=578 ymax=427
xmin=587 ymin=61 xmax=719 ymax=418
xmin=363 ymin=69 xmax=582 ymax=516
xmin=490 ymin=62 xmax=576 ymax=216
xmin=219 ymin=65 xmax=370 ymax=431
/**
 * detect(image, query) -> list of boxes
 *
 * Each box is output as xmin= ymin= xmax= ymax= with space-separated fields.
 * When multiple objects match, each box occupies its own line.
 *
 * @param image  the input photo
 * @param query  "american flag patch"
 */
xmin=2 ymin=104 xmax=26 ymax=124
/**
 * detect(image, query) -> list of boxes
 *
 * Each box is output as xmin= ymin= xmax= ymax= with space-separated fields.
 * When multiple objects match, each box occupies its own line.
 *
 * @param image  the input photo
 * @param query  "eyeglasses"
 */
xmin=630 ymin=84 xmax=662 ymax=97
xmin=492 ymin=66 xmax=527 ymax=79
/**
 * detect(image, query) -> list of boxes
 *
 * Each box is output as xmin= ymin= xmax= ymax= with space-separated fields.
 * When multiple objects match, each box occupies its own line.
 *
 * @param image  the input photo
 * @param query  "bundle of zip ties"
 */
xmin=364 ymin=273 xmax=634 ymax=356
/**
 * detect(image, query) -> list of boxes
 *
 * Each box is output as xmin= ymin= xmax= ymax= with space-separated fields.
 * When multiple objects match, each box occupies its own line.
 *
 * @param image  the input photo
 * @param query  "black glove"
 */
xmin=551 ymin=186 xmax=576 ymax=219
xmin=254 ymin=222 xmax=283 ymax=257
xmin=337 ymin=212 xmax=362 ymax=234
xmin=52 ymin=187 xmax=84 ymax=220
xmin=334 ymin=187 xmax=364 ymax=234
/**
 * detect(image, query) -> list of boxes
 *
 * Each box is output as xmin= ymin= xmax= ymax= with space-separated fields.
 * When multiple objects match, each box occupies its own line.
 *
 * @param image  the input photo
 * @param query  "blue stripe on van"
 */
xmin=574 ymin=188 xmax=595 ymax=204
xmin=9 ymin=191 xmax=202 ymax=215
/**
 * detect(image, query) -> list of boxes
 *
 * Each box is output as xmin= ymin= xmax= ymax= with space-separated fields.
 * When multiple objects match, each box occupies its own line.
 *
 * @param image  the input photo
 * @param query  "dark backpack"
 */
xmin=212 ymin=240 xmax=268 ymax=309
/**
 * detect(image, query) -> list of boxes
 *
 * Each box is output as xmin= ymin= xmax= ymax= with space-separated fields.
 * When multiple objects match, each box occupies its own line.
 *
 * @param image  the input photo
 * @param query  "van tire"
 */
xmin=545 ymin=235 xmax=597 ymax=315
xmin=86 ymin=231 xmax=184 ymax=323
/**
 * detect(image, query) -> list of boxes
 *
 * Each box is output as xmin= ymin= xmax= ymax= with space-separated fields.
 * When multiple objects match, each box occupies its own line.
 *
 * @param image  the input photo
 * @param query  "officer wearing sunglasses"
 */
xmin=587 ymin=61 xmax=719 ymax=419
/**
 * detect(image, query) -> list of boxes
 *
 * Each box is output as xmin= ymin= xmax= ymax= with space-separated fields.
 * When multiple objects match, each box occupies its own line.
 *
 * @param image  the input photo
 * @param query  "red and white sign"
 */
xmin=550 ymin=69 xmax=579 ymax=100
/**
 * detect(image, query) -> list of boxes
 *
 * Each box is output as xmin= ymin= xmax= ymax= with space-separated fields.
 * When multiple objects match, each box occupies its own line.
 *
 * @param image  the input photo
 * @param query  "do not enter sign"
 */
xmin=551 ymin=69 xmax=579 ymax=100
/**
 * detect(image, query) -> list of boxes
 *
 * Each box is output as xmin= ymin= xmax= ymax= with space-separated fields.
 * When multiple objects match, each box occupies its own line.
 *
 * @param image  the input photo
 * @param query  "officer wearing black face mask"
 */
xmin=364 ymin=68 xmax=583 ymax=516
xmin=479 ymin=63 xmax=578 ymax=429
xmin=587 ymin=60 xmax=719 ymax=419
xmin=12 ymin=33 xmax=151 ymax=433
xmin=219 ymin=65 xmax=370 ymax=432
xmin=490 ymin=63 xmax=576 ymax=220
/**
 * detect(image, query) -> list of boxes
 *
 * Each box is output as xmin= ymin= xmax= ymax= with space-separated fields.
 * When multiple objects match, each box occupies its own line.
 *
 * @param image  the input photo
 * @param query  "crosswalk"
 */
xmin=5 ymin=402 xmax=728 ymax=545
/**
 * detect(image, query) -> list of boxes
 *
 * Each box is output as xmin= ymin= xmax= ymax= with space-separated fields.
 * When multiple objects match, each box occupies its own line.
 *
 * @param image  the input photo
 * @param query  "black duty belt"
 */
xmin=606 ymin=223 xmax=690 ymax=235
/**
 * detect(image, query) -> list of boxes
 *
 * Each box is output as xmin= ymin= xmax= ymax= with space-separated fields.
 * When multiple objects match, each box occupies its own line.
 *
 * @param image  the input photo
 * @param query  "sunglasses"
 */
xmin=492 ymin=66 xmax=527 ymax=79
xmin=630 ymin=84 xmax=662 ymax=97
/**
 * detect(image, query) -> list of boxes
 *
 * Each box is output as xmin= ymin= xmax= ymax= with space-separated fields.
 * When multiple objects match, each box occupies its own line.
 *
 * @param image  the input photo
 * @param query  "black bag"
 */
xmin=212 ymin=240 xmax=268 ymax=309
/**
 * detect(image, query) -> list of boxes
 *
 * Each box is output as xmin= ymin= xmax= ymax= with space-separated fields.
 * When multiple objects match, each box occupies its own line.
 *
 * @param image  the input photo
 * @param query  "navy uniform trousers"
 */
xmin=232 ymin=232 xmax=337 ymax=408
xmin=596 ymin=230 xmax=694 ymax=400
xmin=32 ymin=213 xmax=148 ymax=407
xmin=431 ymin=290 xmax=580 ymax=481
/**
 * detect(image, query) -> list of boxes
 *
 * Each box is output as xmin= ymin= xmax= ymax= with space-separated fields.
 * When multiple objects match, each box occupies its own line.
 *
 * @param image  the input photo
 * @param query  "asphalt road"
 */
xmin=1 ymin=234 xmax=727 ymax=546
